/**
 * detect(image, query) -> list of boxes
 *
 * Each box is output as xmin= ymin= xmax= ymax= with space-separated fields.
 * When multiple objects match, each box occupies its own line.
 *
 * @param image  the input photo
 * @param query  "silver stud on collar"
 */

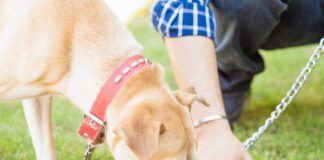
xmin=122 ymin=67 xmax=131 ymax=75
xmin=114 ymin=75 xmax=123 ymax=84
xmin=114 ymin=58 xmax=150 ymax=84
xmin=139 ymin=58 xmax=145 ymax=63
xmin=131 ymin=61 xmax=139 ymax=67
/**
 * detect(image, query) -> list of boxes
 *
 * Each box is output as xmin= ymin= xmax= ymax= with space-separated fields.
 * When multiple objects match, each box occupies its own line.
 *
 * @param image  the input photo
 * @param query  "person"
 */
xmin=151 ymin=0 xmax=323 ymax=159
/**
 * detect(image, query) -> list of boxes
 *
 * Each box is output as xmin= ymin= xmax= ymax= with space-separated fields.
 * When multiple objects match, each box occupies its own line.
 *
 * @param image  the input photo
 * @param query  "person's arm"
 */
xmin=165 ymin=36 xmax=251 ymax=160
xmin=165 ymin=36 xmax=226 ymax=124
xmin=151 ymin=1 xmax=252 ymax=159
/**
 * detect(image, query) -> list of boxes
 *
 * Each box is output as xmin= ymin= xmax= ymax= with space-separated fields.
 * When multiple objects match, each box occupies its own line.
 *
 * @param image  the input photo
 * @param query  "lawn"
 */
xmin=0 ymin=16 xmax=323 ymax=160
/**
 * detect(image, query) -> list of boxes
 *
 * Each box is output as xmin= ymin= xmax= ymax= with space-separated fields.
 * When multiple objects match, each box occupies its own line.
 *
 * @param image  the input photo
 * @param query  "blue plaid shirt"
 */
xmin=151 ymin=0 xmax=216 ymax=41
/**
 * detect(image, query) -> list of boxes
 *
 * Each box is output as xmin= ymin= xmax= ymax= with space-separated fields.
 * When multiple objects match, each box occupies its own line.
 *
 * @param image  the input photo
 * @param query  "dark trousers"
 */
xmin=211 ymin=0 xmax=324 ymax=123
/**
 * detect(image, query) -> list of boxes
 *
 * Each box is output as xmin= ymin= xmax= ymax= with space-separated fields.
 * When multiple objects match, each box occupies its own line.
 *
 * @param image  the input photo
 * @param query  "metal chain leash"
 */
xmin=84 ymin=143 xmax=95 ymax=160
xmin=243 ymin=37 xmax=324 ymax=150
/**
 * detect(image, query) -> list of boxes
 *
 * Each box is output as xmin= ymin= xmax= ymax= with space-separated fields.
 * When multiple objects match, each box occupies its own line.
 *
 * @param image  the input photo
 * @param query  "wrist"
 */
xmin=195 ymin=118 xmax=232 ymax=138
xmin=189 ymin=98 xmax=232 ymax=134
xmin=191 ymin=101 xmax=227 ymax=122
xmin=196 ymin=117 xmax=231 ymax=131
xmin=194 ymin=114 xmax=227 ymax=128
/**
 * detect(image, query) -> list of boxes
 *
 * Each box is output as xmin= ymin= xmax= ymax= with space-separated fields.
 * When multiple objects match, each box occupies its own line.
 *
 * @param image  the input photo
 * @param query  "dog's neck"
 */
xmin=106 ymin=64 xmax=167 ymax=124
xmin=49 ymin=0 xmax=142 ymax=112
xmin=104 ymin=64 xmax=169 ymax=150
xmin=59 ymin=47 xmax=141 ymax=113
xmin=0 ymin=0 xmax=141 ymax=102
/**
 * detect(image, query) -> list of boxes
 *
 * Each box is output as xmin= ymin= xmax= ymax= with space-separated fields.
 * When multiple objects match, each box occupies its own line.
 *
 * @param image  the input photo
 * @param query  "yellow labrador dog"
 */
xmin=0 ymin=0 xmax=208 ymax=160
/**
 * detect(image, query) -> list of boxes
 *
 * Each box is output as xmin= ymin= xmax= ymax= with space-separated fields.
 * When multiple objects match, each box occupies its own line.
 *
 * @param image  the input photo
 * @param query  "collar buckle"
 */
xmin=85 ymin=112 xmax=105 ymax=127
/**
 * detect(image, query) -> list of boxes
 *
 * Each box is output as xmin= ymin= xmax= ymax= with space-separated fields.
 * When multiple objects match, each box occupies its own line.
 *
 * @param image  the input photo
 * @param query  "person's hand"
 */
xmin=195 ymin=120 xmax=252 ymax=160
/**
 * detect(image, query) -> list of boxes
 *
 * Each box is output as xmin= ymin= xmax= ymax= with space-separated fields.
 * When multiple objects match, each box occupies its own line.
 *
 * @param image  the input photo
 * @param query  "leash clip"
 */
xmin=84 ymin=143 xmax=95 ymax=160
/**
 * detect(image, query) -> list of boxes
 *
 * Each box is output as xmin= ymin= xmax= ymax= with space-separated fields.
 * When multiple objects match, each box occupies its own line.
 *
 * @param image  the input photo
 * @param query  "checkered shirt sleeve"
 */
xmin=150 ymin=0 xmax=216 ymax=41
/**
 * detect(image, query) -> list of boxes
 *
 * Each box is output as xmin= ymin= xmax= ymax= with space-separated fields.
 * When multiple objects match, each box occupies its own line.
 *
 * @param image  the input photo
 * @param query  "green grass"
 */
xmin=0 ymin=16 xmax=323 ymax=160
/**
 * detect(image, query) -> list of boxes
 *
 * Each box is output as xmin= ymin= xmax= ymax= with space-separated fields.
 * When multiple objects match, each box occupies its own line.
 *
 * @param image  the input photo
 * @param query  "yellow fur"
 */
xmin=0 ymin=1 xmax=198 ymax=159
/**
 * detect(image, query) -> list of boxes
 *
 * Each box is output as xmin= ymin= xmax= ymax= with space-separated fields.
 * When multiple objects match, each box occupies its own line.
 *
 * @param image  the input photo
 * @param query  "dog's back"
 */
xmin=0 ymin=0 xmax=141 ymax=100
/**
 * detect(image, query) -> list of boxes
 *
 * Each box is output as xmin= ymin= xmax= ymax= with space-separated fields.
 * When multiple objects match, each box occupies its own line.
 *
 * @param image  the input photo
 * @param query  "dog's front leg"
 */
xmin=23 ymin=95 xmax=56 ymax=160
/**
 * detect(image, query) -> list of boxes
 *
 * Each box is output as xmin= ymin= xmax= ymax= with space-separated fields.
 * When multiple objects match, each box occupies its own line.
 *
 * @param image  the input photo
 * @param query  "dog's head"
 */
xmin=107 ymin=64 xmax=208 ymax=160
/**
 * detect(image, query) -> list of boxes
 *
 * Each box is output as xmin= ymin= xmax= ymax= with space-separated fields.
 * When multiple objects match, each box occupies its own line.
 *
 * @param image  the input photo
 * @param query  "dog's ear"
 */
xmin=174 ymin=87 xmax=210 ymax=110
xmin=113 ymin=112 xmax=164 ymax=160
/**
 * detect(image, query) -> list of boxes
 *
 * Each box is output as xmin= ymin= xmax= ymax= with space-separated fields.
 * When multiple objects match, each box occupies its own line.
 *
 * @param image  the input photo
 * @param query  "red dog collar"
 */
xmin=79 ymin=55 xmax=151 ymax=145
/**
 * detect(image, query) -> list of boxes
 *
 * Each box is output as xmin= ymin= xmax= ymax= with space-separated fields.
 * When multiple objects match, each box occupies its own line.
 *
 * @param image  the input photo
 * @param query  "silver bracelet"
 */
xmin=193 ymin=115 xmax=227 ymax=128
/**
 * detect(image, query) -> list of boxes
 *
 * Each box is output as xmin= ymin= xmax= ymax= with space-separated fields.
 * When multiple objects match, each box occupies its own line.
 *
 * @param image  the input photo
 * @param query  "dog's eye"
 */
xmin=159 ymin=124 xmax=166 ymax=135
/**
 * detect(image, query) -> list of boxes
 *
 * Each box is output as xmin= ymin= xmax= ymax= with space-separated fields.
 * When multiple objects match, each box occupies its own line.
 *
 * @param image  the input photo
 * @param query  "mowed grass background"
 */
xmin=0 ymin=15 xmax=323 ymax=160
